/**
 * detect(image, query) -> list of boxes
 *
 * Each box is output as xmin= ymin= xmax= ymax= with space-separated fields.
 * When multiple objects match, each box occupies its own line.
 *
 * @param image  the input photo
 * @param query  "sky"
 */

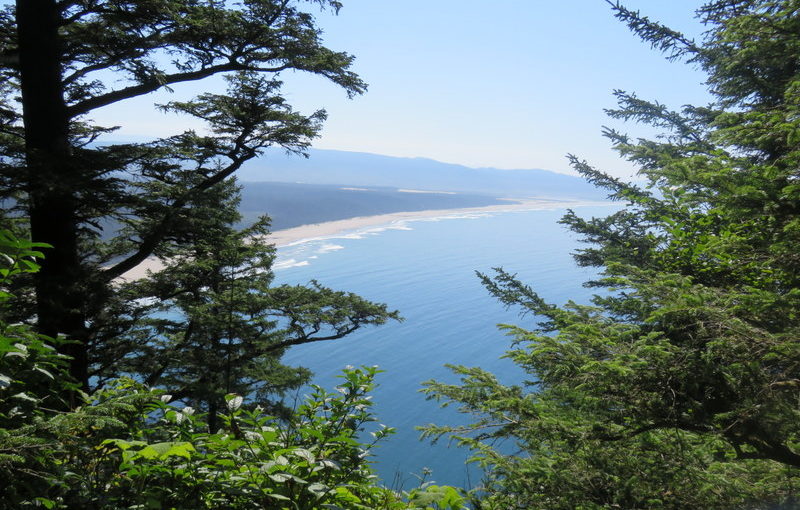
xmin=91 ymin=0 xmax=714 ymax=178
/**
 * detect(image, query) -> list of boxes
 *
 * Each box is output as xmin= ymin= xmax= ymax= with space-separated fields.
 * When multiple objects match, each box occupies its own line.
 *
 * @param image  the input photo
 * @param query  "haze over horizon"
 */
xmin=238 ymin=147 xmax=606 ymax=197
xmin=90 ymin=0 xmax=713 ymax=179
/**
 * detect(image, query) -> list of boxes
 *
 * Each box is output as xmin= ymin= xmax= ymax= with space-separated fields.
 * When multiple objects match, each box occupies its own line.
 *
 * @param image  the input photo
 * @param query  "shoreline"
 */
xmin=119 ymin=198 xmax=607 ymax=280
xmin=265 ymin=198 xmax=599 ymax=247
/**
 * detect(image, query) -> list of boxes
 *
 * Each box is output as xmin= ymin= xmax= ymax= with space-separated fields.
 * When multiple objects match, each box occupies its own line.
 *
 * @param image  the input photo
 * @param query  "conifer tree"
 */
xmin=104 ymin=181 xmax=398 ymax=431
xmin=423 ymin=1 xmax=800 ymax=507
xmin=0 ymin=1 xmax=374 ymax=391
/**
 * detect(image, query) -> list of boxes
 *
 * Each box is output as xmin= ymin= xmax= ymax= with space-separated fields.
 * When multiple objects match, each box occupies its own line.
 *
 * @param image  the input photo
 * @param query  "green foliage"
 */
xmin=0 ymin=238 xmax=461 ymax=508
xmin=54 ymin=367 xmax=402 ymax=509
xmin=0 ymin=230 xmax=146 ymax=507
xmin=2 ymin=3 xmax=453 ymax=506
xmin=0 ymin=231 xmax=63 ymax=416
xmin=423 ymin=1 xmax=800 ymax=508
xmin=1 ymin=0 xmax=372 ymax=391
xmin=4 ymin=15 xmax=402 ymax=496
xmin=3 ymin=363 xmax=464 ymax=509
xmin=93 ymin=181 xmax=398 ymax=430
xmin=404 ymin=484 xmax=466 ymax=510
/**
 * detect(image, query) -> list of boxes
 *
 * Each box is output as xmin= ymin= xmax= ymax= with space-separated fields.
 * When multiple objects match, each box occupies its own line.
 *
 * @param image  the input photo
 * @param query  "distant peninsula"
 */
xmin=239 ymin=182 xmax=540 ymax=231
xmin=237 ymin=148 xmax=606 ymax=231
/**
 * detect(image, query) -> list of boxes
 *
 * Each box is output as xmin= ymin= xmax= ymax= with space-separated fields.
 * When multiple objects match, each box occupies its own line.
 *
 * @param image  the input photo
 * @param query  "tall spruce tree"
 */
xmin=423 ymin=1 xmax=800 ymax=508
xmin=0 ymin=1 xmax=383 ymax=392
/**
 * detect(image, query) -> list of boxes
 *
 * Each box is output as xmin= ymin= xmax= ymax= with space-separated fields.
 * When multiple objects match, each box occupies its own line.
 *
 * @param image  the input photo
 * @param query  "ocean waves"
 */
xmin=272 ymin=211 xmax=501 ymax=271
xmin=272 ymin=205 xmax=616 ymax=488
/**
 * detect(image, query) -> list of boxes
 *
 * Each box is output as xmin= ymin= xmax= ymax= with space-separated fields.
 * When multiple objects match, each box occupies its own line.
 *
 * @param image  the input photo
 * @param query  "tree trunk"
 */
xmin=17 ymin=0 xmax=89 ymax=393
xmin=208 ymin=401 xmax=219 ymax=434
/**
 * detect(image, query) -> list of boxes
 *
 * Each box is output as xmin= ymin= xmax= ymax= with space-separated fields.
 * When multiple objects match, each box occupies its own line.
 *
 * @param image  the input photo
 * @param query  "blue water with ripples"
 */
xmin=273 ymin=204 xmax=614 ymax=489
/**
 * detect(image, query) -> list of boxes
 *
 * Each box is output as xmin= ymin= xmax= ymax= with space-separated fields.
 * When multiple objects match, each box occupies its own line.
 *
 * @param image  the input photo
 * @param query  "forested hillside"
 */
xmin=238 ymin=182 xmax=519 ymax=230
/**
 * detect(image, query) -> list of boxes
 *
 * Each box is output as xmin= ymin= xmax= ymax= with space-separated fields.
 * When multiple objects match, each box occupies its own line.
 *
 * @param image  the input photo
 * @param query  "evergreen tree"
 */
xmin=423 ymin=1 xmax=800 ymax=507
xmin=104 ymin=181 xmax=398 ymax=431
xmin=0 ymin=1 xmax=371 ymax=391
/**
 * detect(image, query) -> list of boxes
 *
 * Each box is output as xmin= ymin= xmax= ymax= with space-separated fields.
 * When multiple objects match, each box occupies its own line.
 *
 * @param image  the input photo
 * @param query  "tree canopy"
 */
xmin=0 ymin=2 xmax=457 ymax=508
xmin=0 ymin=0 xmax=395 ymax=401
xmin=423 ymin=1 xmax=800 ymax=508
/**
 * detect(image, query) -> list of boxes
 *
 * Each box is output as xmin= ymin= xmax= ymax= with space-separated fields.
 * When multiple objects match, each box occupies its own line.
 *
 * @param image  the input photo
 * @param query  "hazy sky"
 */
xmin=91 ymin=0 xmax=713 ymax=178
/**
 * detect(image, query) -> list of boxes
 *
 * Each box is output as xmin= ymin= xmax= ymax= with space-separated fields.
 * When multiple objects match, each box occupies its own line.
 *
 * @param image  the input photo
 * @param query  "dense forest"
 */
xmin=1 ymin=0 xmax=799 ymax=509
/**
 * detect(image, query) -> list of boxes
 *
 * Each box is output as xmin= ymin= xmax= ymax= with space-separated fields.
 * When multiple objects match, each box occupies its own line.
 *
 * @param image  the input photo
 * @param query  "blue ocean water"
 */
xmin=273 ymin=205 xmax=614 ymax=490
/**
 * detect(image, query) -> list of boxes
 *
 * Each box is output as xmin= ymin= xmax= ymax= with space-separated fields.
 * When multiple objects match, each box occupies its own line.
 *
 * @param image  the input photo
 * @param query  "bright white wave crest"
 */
xmin=273 ymin=258 xmax=311 ymax=270
xmin=318 ymin=243 xmax=345 ymax=253
xmin=274 ymin=204 xmax=610 ymax=271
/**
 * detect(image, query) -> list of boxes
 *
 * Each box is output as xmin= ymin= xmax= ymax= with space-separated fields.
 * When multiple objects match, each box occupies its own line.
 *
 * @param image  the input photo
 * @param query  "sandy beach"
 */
xmin=118 ymin=198 xmax=601 ymax=281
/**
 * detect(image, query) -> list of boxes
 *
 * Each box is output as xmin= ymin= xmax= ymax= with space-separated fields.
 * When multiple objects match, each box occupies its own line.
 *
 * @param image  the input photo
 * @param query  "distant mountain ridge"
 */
xmin=237 ymin=148 xmax=604 ymax=200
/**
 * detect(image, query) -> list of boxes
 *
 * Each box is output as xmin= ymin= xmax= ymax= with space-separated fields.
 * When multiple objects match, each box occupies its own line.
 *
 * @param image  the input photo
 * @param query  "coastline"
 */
xmin=119 ymin=198 xmax=605 ymax=280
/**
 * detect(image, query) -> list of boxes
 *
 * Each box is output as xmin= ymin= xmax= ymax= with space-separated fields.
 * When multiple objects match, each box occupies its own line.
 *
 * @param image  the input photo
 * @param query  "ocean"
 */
xmin=273 ymin=204 xmax=614 ymax=490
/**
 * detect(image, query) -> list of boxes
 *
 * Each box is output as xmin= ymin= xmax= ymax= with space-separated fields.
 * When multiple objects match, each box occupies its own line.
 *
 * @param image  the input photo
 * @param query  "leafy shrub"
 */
xmin=0 ymin=230 xmax=466 ymax=509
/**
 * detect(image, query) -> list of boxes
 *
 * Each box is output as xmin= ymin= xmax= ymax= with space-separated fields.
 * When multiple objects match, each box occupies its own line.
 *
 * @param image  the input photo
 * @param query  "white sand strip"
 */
xmin=118 ymin=198 xmax=605 ymax=281
xmin=264 ymin=198 xmax=592 ymax=247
